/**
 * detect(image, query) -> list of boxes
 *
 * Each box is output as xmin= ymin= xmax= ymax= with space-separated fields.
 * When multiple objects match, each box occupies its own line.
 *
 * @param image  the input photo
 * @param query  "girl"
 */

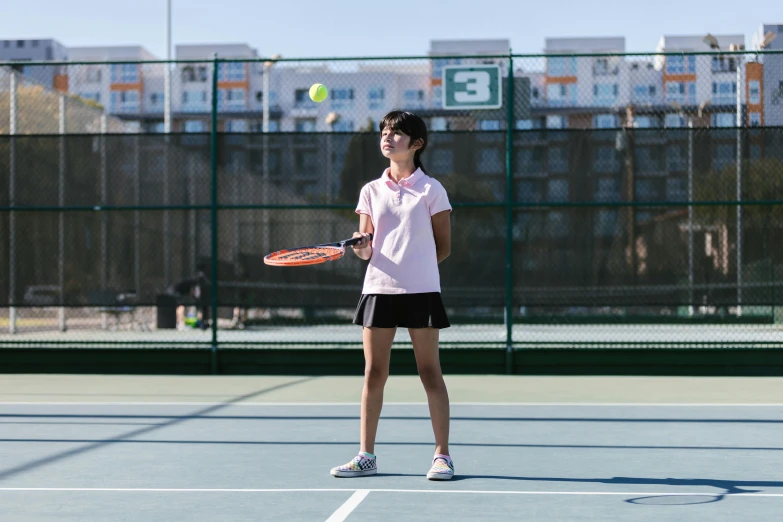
xmin=330 ymin=111 xmax=454 ymax=481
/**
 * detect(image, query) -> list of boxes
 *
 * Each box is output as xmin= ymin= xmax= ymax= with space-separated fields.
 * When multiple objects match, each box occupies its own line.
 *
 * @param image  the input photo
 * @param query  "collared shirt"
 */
xmin=355 ymin=167 xmax=452 ymax=294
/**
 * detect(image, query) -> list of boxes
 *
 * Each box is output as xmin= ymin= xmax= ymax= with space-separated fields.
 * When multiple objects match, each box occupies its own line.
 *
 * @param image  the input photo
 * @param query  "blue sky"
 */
xmin=1 ymin=0 xmax=779 ymax=58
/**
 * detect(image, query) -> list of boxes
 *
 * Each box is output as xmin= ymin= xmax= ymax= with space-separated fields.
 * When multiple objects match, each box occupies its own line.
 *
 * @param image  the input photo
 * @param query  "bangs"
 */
xmin=379 ymin=110 xmax=418 ymax=135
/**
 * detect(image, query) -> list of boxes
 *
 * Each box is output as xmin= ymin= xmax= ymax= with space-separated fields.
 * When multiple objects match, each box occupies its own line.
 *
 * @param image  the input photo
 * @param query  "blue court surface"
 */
xmin=1 ymin=396 xmax=782 ymax=521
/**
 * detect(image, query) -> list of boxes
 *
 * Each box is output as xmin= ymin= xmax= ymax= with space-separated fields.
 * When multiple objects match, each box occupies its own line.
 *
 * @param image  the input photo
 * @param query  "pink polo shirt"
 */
xmin=355 ymin=167 xmax=452 ymax=294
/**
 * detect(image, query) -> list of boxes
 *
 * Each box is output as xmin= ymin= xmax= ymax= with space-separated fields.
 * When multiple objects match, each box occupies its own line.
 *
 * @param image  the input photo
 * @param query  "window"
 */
xmin=294 ymin=89 xmax=317 ymax=109
xmin=478 ymin=120 xmax=502 ymax=131
xmin=182 ymin=66 xmax=208 ymax=83
xmin=667 ymin=145 xmax=687 ymax=171
xmin=546 ymin=211 xmax=570 ymax=237
xmin=749 ymin=112 xmax=761 ymax=127
xmin=547 ymin=179 xmax=569 ymax=202
xmin=666 ymin=178 xmax=687 ymax=201
xmin=548 ymin=147 xmax=568 ymax=173
xmin=632 ymin=85 xmax=656 ymax=103
xmin=665 ymin=55 xmax=695 ymax=74
xmin=593 ymin=84 xmax=619 ymax=106
xmin=218 ymin=62 xmax=245 ymax=82
xmin=594 ymin=147 xmax=619 ymax=173
xmin=749 ymin=80 xmax=760 ymax=104
xmin=517 ymin=148 xmax=544 ymax=173
xmin=332 ymin=120 xmax=354 ymax=132
xmin=183 ymin=90 xmax=208 ymax=110
xmin=546 ymin=115 xmax=567 ymax=129
xmin=183 ymin=120 xmax=206 ymax=133
xmin=547 ymin=56 xmax=577 ymax=77
xmin=594 ymin=57 xmax=618 ymax=75
xmin=712 ymin=82 xmax=736 ymax=105
xmin=547 ymin=83 xmax=576 ymax=106
xmin=149 ymin=122 xmax=165 ymax=133
xmin=431 ymin=149 xmax=453 ymax=174
xmin=775 ymin=81 xmax=783 ymax=105
xmin=595 ymin=178 xmax=620 ymax=202
xmin=295 ymin=151 xmax=318 ymax=170
xmin=664 ymin=114 xmax=685 ymax=128
xmin=593 ymin=114 xmax=618 ymax=129
xmin=430 ymin=117 xmax=448 ymax=131
xmin=711 ymin=113 xmax=735 ymax=127
xmin=149 ymin=92 xmax=163 ymax=106
xmin=403 ymin=89 xmax=425 ymax=108
xmin=110 ymin=64 xmax=138 ymax=83
xmin=711 ymin=56 xmax=736 ymax=73
xmin=110 ymin=91 xmax=139 ymax=112
xmin=516 ymin=182 xmax=542 ymax=204
xmin=665 ymin=81 xmax=696 ymax=104
xmin=16 ymin=40 xmax=24 ymax=48
xmin=219 ymin=88 xmax=245 ymax=110
xmin=712 ymin=144 xmax=735 ymax=171
xmin=635 ymin=147 xmax=663 ymax=172
xmin=295 ymin=118 xmax=316 ymax=132
xmin=594 ymin=210 xmax=618 ymax=237
xmin=331 ymin=88 xmax=354 ymax=109
xmin=225 ymin=119 xmax=247 ymax=132
xmin=634 ymin=116 xmax=653 ymax=128
xmin=368 ymin=87 xmax=385 ymax=110
xmin=477 ymin=148 xmax=502 ymax=174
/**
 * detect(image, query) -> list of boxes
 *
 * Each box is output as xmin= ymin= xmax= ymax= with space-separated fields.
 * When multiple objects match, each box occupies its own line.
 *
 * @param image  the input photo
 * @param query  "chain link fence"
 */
xmin=1 ymin=52 xmax=782 ymax=358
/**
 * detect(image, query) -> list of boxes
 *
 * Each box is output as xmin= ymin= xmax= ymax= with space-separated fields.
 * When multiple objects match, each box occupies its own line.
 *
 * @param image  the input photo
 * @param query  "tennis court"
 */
xmin=1 ymin=375 xmax=782 ymax=521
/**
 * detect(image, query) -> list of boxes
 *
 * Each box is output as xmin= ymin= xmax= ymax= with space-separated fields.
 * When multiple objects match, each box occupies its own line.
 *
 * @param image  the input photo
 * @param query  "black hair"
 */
xmin=379 ymin=110 xmax=428 ymax=173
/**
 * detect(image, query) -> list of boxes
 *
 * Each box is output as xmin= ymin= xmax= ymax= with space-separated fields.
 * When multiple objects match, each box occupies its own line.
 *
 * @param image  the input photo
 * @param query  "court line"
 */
xmin=324 ymin=490 xmax=369 ymax=522
xmin=1 ymin=402 xmax=783 ymax=407
xmin=0 ymin=487 xmax=782 ymax=498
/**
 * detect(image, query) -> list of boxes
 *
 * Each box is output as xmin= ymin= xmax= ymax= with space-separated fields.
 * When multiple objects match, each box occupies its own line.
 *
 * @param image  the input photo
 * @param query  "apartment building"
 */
xmin=754 ymin=24 xmax=782 ymax=126
xmin=0 ymin=38 xmax=68 ymax=89
xmin=67 ymin=45 xmax=161 ymax=121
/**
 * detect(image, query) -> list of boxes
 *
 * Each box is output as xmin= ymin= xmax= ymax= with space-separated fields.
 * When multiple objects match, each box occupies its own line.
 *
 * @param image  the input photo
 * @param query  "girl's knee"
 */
xmin=418 ymin=365 xmax=444 ymax=389
xmin=364 ymin=363 xmax=389 ymax=388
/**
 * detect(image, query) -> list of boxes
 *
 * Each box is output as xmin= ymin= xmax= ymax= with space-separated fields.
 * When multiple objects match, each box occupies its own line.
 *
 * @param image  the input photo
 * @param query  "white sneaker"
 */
xmin=330 ymin=453 xmax=377 ymax=478
xmin=426 ymin=455 xmax=454 ymax=480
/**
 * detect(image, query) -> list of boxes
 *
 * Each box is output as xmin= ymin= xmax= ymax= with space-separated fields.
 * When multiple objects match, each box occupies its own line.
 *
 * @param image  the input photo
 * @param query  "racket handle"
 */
xmin=345 ymin=233 xmax=373 ymax=246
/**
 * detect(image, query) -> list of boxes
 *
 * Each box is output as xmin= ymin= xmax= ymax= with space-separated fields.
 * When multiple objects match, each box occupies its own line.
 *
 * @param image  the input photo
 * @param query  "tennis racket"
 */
xmin=263 ymin=233 xmax=373 ymax=267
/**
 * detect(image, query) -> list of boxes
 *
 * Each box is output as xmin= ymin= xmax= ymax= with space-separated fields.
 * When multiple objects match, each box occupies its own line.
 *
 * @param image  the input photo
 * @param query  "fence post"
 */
xmin=209 ymin=54 xmax=220 ymax=374
xmin=8 ymin=72 xmax=17 ymax=334
xmin=100 ymin=114 xmax=108 ymax=330
xmin=59 ymin=94 xmax=67 ymax=332
xmin=504 ymin=50 xmax=515 ymax=374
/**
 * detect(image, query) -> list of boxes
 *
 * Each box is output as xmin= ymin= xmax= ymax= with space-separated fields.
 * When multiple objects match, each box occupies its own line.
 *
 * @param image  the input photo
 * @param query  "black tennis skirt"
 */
xmin=353 ymin=292 xmax=450 ymax=329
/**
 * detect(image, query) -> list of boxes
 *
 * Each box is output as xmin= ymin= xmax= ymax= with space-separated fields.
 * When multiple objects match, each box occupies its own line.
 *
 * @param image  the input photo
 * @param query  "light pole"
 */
xmin=325 ymin=111 xmax=340 ymax=205
xmin=163 ymin=0 xmax=173 ymax=287
xmin=261 ymin=55 xmax=280 ymax=256
xmin=703 ymin=34 xmax=745 ymax=317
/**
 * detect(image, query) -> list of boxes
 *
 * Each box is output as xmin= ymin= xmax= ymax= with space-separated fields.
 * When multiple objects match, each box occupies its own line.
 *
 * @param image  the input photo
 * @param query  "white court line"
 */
xmin=1 ymin=402 xmax=783 ymax=407
xmin=0 ymin=487 xmax=782 ymax=498
xmin=324 ymin=490 xmax=369 ymax=522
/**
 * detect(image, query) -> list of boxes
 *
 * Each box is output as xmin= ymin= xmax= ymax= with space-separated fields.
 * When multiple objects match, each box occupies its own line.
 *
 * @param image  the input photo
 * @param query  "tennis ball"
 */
xmin=309 ymin=83 xmax=328 ymax=103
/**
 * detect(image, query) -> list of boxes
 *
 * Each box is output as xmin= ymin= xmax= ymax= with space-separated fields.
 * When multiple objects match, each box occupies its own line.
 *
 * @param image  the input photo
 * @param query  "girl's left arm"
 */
xmin=431 ymin=210 xmax=451 ymax=264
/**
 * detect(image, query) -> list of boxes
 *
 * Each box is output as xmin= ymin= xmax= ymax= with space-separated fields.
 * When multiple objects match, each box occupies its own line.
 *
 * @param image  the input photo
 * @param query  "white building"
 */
xmin=67 ymin=46 xmax=161 ymax=120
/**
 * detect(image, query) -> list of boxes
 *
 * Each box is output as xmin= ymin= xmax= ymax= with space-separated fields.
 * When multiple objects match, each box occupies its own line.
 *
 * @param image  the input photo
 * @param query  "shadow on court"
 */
xmin=2 ymin=438 xmax=782 ymax=453
xmin=0 ymin=377 xmax=317 ymax=482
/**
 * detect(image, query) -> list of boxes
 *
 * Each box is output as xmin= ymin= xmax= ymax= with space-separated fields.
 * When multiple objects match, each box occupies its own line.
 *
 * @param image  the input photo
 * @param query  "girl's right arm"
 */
xmin=352 ymin=213 xmax=374 ymax=261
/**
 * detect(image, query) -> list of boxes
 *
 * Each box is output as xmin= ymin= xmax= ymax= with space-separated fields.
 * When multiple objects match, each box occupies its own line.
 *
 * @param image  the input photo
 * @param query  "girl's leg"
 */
xmin=360 ymin=326 xmax=396 ymax=455
xmin=409 ymin=327 xmax=450 ymax=456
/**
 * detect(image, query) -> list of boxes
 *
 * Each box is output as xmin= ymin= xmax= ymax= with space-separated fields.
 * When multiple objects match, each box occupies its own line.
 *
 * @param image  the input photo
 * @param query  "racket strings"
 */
xmin=279 ymin=247 xmax=339 ymax=260
xmin=266 ymin=246 xmax=343 ymax=265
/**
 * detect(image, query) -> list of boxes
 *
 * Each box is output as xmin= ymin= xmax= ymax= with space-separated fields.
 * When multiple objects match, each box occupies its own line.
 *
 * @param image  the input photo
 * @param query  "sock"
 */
xmin=434 ymin=453 xmax=451 ymax=461
xmin=360 ymin=451 xmax=376 ymax=459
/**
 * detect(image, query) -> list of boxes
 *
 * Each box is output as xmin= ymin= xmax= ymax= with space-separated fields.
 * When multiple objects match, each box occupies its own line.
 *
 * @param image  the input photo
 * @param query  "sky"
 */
xmin=1 ymin=0 xmax=779 ymax=59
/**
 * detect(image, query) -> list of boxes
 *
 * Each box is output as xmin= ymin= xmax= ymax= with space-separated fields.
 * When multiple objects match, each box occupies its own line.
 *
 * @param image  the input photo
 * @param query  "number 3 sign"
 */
xmin=443 ymin=65 xmax=502 ymax=110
